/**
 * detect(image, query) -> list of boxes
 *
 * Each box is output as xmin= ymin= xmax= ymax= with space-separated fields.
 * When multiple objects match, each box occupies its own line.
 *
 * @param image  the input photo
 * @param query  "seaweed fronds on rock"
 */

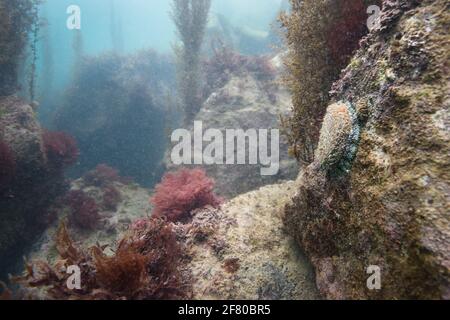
xmin=42 ymin=130 xmax=79 ymax=169
xmin=101 ymin=185 xmax=122 ymax=211
xmin=66 ymin=190 xmax=101 ymax=230
xmin=0 ymin=97 xmax=71 ymax=280
xmin=15 ymin=219 xmax=190 ymax=300
xmin=12 ymin=223 xmax=96 ymax=299
xmin=279 ymin=0 xmax=380 ymax=164
xmin=92 ymin=245 xmax=148 ymax=298
xmin=150 ymin=168 xmax=223 ymax=222
xmin=119 ymin=218 xmax=188 ymax=299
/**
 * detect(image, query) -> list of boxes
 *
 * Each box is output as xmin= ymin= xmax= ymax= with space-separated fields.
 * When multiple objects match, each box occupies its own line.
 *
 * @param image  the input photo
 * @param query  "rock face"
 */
xmin=22 ymin=179 xmax=319 ymax=300
xmin=0 ymin=96 xmax=67 ymax=278
xmin=167 ymin=56 xmax=298 ymax=198
xmin=284 ymin=0 xmax=449 ymax=299
xmin=187 ymin=182 xmax=319 ymax=300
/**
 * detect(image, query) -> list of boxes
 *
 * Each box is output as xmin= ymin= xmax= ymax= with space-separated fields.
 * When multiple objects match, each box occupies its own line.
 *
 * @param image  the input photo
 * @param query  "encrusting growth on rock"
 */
xmin=314 ymin=101 xmax=360 ymax=176
xmin=284 ymin=0 xmax=450 ymax=299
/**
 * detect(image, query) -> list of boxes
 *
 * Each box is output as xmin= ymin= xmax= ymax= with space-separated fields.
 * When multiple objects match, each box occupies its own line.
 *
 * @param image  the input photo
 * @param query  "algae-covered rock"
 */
xmin=54 ymin=50 xmax=173 ymax=187
xmin=0 ymin=96 xmax=67 ymax=279
xmin=23 ymin=180 xmax=319 ymax=300
xmin=188 ymin=181 xmax=319 ymax=300
xmin=284 ymin=0 xmax=449 ymax=299
xmin=166 ymin=56 xmax=298 ymax=197
xmin=25 ymin=178 xmax=153 ymax=266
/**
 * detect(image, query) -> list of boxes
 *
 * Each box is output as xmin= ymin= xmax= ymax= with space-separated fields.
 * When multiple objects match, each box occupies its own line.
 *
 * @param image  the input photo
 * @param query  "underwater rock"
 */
xmin=284 ymin=0 xmax=450 ymax=299
xmin=24 ymin=177 xmax=153 ymax=271
xmin=166 ymin=56 xmax=298 ymax=197
xmin=21 ymin=179 xmax=318 ymax=300
xmin=54 ymin=50 xmax=173 ymax=187
xmin=0 ymin=96 xmax=68 ymax=279
xmin=184 ymin=181 xmax=319 ymax=300
xmin=0 ymin=96 xmax=45 ymax=171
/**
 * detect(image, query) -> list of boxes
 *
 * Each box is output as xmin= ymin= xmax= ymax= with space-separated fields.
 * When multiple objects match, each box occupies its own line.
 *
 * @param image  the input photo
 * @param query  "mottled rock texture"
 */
xmin=186 ymin=182 xmax=319 ymax=300
xmin=26 ymin=178 xmax=153 ymax=265
xmin=284 ymin=0 xmax=449 ymax=299
xmin=0 ymin=96 xmax=67 ymax=278
xmin=167 ymin=56 xmax=298 ymax=198
xmin=23 ymin=180 xmax=319 ymax=300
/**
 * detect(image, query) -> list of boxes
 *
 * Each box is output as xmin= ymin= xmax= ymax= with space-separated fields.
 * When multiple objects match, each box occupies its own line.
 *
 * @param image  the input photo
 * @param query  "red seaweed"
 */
xmin=150 ymin=169 xmax=223 ymax=222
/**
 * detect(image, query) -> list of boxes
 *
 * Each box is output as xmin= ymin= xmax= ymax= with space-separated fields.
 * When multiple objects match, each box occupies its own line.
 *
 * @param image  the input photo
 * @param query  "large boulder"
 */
xmin=0 ymin=96 xmax=67 ymax=279
xmin=167 ymin=54 xmax=298 ymax=197
xmin=187 ymin=181 xmax=319 ymax=299
xmin=54 ymin=50 xmax=173 ymax=187
xmin=284 ymin=0 xmax=449 ymax=299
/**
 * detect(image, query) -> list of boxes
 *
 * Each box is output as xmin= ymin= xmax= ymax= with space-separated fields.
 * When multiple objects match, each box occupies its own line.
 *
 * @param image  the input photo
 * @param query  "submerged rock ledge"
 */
xmin=187 ymin=181 xmax=319 ymax=300
xmin=22 ymin=179 xmax=319 ymax=300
